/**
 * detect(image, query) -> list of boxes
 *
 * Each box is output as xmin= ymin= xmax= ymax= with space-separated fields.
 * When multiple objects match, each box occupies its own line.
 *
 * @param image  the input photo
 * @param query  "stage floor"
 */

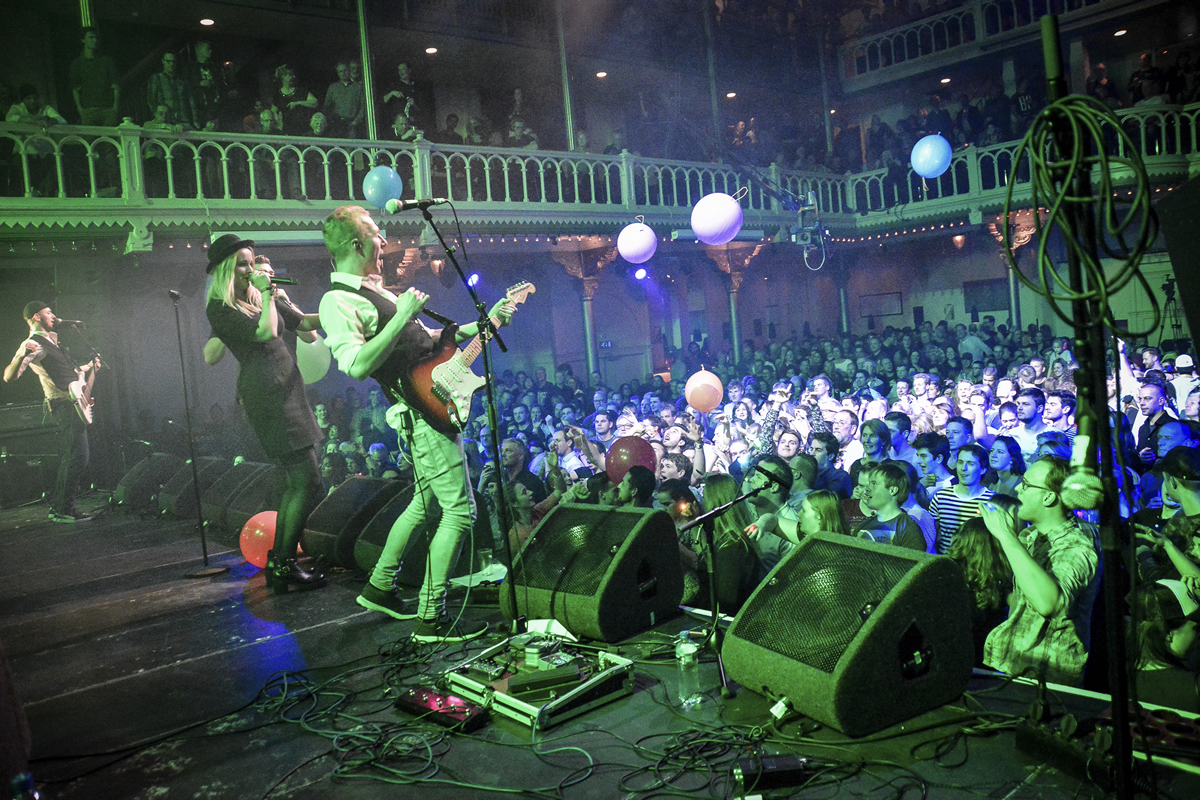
xmin=1 ymin=493 xmax=1197 ymax=799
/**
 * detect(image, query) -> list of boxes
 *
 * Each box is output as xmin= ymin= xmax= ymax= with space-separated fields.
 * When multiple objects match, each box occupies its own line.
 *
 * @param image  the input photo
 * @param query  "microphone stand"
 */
xmin=417 ymin=206 xmax=524 ymax=634
xmin=677 ymin=483 xmax=768 ymax=699
xmin=168 ymin=290 xmax=228 ymax=579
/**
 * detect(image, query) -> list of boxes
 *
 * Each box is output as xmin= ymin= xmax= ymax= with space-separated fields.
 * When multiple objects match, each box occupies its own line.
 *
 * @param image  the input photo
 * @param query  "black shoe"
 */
xmin=356 ymin=584 xmax=417 ymax=619
xmin=265 ymin=551 xmax=327 ymax=594
xmin=410 ymin=614 xmax=488 ymax=643
xmin=49 ymin=509 xmax=92 ymax=523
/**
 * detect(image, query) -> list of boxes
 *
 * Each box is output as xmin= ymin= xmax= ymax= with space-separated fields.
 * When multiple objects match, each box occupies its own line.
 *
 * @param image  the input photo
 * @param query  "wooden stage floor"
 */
xmin=2 ymin=492 xmax=1197 ymax=799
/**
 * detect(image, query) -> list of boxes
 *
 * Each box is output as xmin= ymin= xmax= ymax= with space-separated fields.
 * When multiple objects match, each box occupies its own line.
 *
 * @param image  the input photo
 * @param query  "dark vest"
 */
xmin=30 ymin=333 xmax=77 ymax=393
xmin=331 ymin=283 xmax=441 ymax=402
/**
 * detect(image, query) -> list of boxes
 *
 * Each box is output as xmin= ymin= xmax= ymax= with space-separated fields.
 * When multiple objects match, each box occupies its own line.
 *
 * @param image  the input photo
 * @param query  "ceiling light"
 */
xmin=425 ymin=47 xmax=438 ymax=54
xmin=940 ymin=77 xmax=951 ymax=84
xmin=596 ymin=71 xmax=607 ymax=78
xmin=726 ymin=92 xmax=736 ymax=98
xmin=200 ymin=18 xmax=214 ymax=26
xmin=830 ymin=109 xmax=836 ymax=114
xmin=1114 ymin=29 xmax=1127 ymax=36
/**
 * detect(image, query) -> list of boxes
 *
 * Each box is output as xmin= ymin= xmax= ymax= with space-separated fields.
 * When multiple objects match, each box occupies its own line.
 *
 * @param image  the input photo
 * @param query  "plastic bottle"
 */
xmin=675 ymin=634 xmax=702 ymax=708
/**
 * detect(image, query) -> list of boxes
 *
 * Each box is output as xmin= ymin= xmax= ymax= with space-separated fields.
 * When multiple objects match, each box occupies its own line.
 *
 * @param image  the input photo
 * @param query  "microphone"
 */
xmin=384 ymin=197 xmax=448 ymax=213
xmin=754 ymin=464 xmax=788 ymax=490
xmin=168 ymin=289 xmax=181 ymax=300
xmin=269 ymin=277 xmax=298 ymax=285
xmin=58 ymin=319 xmax=85 ymax=326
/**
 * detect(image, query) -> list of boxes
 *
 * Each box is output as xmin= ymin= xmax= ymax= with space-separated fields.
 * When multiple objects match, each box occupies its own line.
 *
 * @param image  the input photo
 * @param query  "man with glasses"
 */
xmin=146 ymin=51 xmax=196 ymax=129
xmin=981 ymin=456 xmax=1100 ymax=685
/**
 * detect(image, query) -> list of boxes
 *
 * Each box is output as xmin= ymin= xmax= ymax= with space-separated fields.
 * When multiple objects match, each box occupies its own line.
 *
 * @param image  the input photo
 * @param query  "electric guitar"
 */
xmin=401 ymin=282 xmax=535 ymax=435
xmin=69 ymin=355 xmax=101 ymax=425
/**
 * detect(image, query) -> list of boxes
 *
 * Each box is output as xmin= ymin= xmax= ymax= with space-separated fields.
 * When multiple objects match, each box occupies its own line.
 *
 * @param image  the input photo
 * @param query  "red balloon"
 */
xmin=239 ymin=510 xmax=277 ymax=569
xmin=606 ymin=436 xmax=658 ymax=484
xmin=684 ymin=369 xmax=724 ymax=413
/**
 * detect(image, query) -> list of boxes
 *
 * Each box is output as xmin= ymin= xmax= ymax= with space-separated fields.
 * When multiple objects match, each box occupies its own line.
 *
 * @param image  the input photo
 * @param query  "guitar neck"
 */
xmin=456 ymin=313 xmax=502 ymax=368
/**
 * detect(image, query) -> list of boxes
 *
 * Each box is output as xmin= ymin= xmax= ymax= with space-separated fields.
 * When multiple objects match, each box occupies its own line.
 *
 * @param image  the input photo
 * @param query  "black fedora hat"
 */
xmin=206 ymin=233 xmax=255 ymax=273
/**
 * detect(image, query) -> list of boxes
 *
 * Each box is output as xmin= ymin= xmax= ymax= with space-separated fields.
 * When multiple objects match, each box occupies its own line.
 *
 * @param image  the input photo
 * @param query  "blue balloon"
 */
xmin=362 ymin=166 xmax=404 ymax=208
xmin=910 ymin=134 xmax=953 ymax=179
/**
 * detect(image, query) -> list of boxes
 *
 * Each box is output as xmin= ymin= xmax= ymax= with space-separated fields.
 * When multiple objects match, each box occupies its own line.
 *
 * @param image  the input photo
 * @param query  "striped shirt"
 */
xmin=929 ymin=486 xmax=995 ymax=554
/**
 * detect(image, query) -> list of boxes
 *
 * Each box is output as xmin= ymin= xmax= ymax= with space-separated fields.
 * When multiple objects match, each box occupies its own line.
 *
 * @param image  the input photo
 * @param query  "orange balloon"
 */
xmin=684 ymin=369 xmax=724 ymax=413
xmin=239 ymin=510 xmax=277 ymax=569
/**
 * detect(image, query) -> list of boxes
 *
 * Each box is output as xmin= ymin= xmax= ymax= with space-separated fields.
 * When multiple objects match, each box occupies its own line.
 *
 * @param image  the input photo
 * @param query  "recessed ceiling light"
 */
xmin=425 ymin=47 xmax=438 ymax=54
xmin=940 ymin=77 xmax=951 ymax=83
xmin=200 ymin=18 xmax=214 ymax=26
xmin=830 ymin=109 xmax=836 ymax=114
xmin=596 ymin=71 xmax=607 ymax=78
xmin=1114 ymin=29 xmax=1127 ymax=36
xmin=726 ymin=92 xmax=736 ymax=98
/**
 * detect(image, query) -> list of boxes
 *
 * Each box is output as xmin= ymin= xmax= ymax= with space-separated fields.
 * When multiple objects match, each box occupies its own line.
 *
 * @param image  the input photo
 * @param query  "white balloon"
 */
xmin=296 ymin=333 xmax=332 ymax=384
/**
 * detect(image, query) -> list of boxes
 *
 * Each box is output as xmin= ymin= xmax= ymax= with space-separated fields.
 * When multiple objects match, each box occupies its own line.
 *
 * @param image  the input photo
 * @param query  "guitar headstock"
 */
xmin=505 ymin=282 xmax=536 ymax=305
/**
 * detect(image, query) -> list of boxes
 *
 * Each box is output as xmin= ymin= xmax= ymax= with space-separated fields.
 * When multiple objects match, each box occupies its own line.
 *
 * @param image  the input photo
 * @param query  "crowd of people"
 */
xmin=288 ymin=308 xmax=1200 ymax=694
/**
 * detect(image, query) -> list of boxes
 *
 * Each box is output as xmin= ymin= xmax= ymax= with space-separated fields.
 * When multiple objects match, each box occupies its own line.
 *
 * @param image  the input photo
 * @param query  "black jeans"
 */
xmin=49 ymin=399 xmax=89 ymax=513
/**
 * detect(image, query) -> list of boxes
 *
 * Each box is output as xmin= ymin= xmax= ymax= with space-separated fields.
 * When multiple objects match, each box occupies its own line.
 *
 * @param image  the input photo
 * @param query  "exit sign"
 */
xmin=599 ymin=341 xmax=613 ymax=348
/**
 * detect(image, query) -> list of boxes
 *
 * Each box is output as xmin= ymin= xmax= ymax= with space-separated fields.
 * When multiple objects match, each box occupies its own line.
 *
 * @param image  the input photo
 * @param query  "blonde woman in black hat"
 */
xmin=205 ymin=233 xmax=326 ymax=592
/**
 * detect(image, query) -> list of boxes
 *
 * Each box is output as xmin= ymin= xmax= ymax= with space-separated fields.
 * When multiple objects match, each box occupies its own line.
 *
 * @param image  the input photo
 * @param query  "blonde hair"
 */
xmin=801 ymin=489 xmax=849 ymax=536
xmin=206 ymin=251 xmax=262 ymax=314
xmin=322 ymin=205 xmax=372 ymax=260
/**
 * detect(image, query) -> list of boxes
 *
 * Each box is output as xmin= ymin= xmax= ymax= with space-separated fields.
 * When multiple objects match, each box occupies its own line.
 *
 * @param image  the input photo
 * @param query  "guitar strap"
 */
xmin=28 ymin=333 xmax=77 ymax=393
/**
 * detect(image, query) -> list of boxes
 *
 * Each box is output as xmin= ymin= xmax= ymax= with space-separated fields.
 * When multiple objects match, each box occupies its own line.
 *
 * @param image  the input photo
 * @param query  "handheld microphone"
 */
xmin=58 ymin=319 xmax=85 ymax=325
xmin=269 ymin=277 xmax=298 ymax=285
xmin=384 ymin=197 xmax=448 ymax=213
xmin=168 ymin=289 xmax=181 ymax=300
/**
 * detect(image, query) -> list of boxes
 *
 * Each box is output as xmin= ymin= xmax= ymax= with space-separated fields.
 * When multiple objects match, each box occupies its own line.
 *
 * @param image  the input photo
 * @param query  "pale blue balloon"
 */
xmin=362 ymin=166 xmax=404 ymax=208
xmin=910 ymin=134 xmax=953 ymax=179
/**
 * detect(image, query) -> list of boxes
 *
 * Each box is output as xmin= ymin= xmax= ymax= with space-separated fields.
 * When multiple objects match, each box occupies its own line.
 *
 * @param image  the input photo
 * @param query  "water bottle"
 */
xmin=675 ymin=634 xmax=702 ymax=708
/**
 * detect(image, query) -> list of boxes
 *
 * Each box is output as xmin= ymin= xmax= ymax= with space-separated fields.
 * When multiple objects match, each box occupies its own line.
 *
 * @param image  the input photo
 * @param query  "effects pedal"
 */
xmin=394 ymin=686 xmax=488 ymax=732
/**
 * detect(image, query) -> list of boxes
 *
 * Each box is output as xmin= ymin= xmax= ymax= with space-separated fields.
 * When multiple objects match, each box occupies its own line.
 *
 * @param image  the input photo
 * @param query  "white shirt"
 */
xmin=318 ymin=272 xmax=438 ymax=423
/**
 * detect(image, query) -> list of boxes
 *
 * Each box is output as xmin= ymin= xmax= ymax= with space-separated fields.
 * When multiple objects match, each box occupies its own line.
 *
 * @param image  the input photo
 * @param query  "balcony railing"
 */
xmin=0 ymin=103 xmax=1195 ymax=236
xmin=841 ymin=0 xmax=1116 ymax=83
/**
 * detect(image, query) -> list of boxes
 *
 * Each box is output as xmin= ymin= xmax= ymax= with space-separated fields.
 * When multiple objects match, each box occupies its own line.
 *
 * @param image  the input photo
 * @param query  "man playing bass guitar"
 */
xmin=4 ymin=301 xmax=98 ymax=523
xmin=319 ymin=205 xmax=517 ymax=643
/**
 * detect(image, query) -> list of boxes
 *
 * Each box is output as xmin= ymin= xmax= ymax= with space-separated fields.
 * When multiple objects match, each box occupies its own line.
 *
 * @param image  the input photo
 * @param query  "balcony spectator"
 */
xmin=507 ymin=116 xmax=539 ymax=149
xmin=146 ymin=51 xmax=196 ymax=129
xmin=274 ymin=65 xmax=318 ymax=137
xmin=1086 ymin=63 xmax=1121 ymax=110
xmin=142 ymin=103 xmax=182 ymax=197
xmin=5 ymin=84 xmax=66 ymax=197
xmin=390 ymin=111 xmax=422 ymax=143
xmin=1165 ymin=51 xmax=1196 ymax=104
xmin=1127 ymin=53 xmax=1166 ymax=105
xmin=925 ymin=95 xmax=953 ymax=139
xmin=431 ymin=112 xmax=462 ymax=144
xmin=70 ymin=28 xmax=119 ymax=127
xmin=324 ymin=61 xmax=364 ymax=138
xmin=381 ymin=61 xmax=418 ymax=121
xmin=187 ymin=41 xmax=225 ymax=131
xmin=603 ymin=128 xmax=628 ymax=155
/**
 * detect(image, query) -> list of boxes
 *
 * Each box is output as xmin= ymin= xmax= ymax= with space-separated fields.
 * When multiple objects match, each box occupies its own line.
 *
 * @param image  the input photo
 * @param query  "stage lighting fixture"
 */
xmin=468 ymin=273 xmax=480 ymax=287
xmin=634 ymin=267 xmax=647 ymax=280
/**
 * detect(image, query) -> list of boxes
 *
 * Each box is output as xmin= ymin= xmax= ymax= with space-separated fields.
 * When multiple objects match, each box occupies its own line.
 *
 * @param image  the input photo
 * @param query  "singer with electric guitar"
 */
xmin=4 ymin=301 xmax=99 ymax=523
xmin=319 ymin=204 xmax=521 ymax=642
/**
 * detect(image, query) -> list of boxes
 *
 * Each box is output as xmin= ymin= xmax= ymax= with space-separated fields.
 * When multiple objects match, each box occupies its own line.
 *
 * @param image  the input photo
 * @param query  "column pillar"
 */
xmin=356 ymin=0 xmax=378 ymax=141
xmin=704 ymin=241 xmax=765 ymax=365
xmin=552 ymin=238 xmax=617 ymax=377
xmin=580 ymin=277 xmax=599 ymax=375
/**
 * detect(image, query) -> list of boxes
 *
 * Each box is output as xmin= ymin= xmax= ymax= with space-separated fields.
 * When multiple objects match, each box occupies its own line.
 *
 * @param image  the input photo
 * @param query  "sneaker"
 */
xmin=411 ymin=615 xmax=488 ymax=644
xmin=356 ymin=584 xmax=417 ymax=620
xmin=49 ymin=510 xmax=92 ymax=523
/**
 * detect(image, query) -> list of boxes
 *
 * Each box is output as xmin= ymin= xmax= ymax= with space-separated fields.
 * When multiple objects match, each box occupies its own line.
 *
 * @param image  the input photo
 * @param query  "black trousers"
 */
xmin=48 ymin=399 xmax=89 ymax=513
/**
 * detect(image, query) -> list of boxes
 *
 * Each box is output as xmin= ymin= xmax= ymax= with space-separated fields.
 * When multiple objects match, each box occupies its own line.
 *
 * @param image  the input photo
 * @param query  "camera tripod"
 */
xmin=1158 ymin=278 xmax=1184 ymax=350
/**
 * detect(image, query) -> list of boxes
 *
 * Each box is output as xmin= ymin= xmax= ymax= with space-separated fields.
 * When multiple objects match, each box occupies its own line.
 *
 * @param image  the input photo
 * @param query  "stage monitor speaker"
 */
xmin=723 ymin=532 xmax=974 ymax=737
xmin=499 ymin=505 xmax=684 ymax=643
xmin=112 ymin=453 xmax=185 ymax=511
xmin=157 ymin=458 xmax=233 ymax=518
xmin=200 ymin=461 xmax=270 ymax=534
xmin=1156 ymin=175 xmax=1200 ymax=346
xmin=226 ymin=465 xmax=283 ymax=537
xmin=353 ymin=488 xmax=490 ymax=584
xmin=301 ymin=477 xmax=409 ymax=568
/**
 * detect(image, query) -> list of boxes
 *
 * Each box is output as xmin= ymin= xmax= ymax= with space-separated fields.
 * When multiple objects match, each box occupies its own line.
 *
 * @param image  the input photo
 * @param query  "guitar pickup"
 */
xmin=433 ymin=386 xmax=450 ymax=403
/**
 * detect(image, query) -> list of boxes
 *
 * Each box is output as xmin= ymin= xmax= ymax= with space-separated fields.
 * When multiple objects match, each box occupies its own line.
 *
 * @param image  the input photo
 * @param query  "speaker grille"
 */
xmin=517 ymin=508 xmax=641 ymax=596
xmin=735 ymin=539 xmax=915 ymax=673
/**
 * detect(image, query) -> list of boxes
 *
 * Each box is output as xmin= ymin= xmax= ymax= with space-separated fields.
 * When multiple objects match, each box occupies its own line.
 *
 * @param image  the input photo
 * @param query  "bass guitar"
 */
xmin=401 ymin=282 xmax=535 ymax=435
xmin=69 ymin=355 xmax=101 ymax=425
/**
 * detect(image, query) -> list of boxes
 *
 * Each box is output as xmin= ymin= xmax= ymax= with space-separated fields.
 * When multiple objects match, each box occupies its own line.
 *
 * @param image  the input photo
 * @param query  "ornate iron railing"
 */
xmin=0 ymin=103 xmax=1195 ymax=232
